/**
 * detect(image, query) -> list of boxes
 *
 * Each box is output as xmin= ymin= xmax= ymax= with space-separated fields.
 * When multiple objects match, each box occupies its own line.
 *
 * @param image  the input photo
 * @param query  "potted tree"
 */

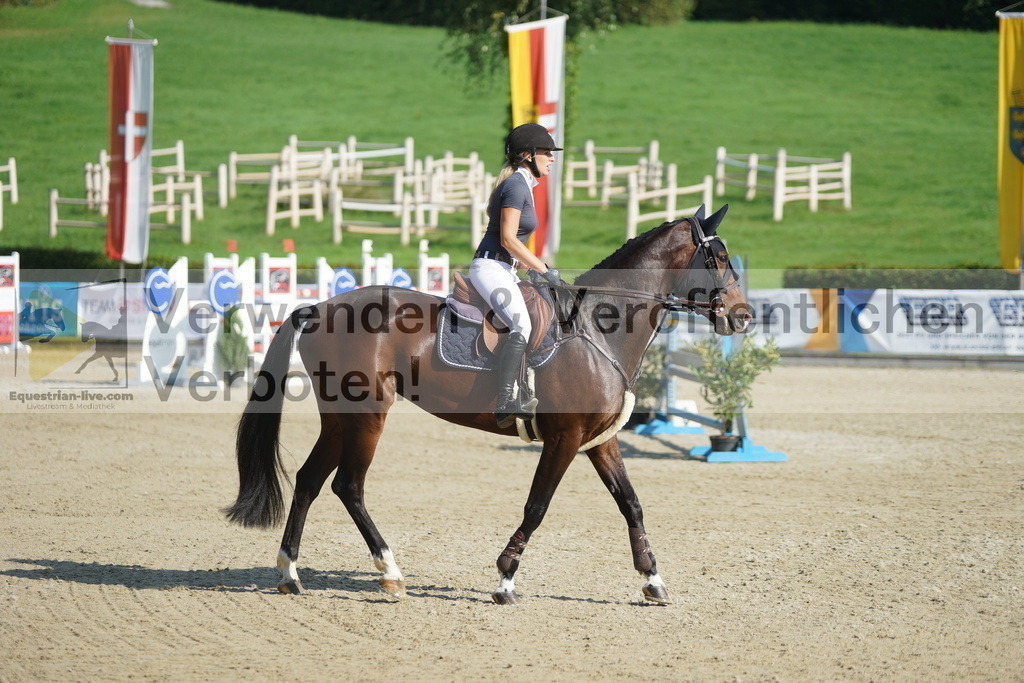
xmin=686 ymin=335 xmax=780 ymax=451
xmin=215 ymin=304 xmax=251 ymax=384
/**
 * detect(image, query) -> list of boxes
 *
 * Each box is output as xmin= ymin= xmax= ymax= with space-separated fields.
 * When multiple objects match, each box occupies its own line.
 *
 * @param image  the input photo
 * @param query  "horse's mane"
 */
xmin=574 ymin=219 xmax=683 ymax=286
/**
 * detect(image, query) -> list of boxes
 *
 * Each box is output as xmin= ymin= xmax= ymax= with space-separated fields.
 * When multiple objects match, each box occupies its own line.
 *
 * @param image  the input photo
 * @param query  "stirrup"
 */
xmin=495 ymin=396 xmax=535 ymax=428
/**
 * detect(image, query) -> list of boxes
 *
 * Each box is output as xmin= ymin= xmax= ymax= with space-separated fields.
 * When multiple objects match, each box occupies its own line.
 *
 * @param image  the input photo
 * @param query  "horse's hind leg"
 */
xmin=331 ymin=412 xmax=406 ymax=598
xmin=586 ymin=436 xmax=670 ymax=605
xmin=104 ymin=352 xmax=119 ymax=382
xmin=276 ymin=424 xmax=342 ymax=594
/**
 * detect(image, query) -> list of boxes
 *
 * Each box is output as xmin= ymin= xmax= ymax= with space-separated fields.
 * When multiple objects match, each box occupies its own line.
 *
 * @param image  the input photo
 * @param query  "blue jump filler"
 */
xmin=635 ymin=257 xmax=787 ymax=463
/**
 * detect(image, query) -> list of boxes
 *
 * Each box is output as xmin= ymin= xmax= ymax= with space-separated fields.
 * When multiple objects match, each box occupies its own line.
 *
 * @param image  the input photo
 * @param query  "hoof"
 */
xmin=491 ymin=590 xmax=520 ymax=605
xmin=642 ymin=583 xmax=671 ymax=605
xmin=277 ymin=580 xmax=304 ymax=595
xmin=379 ymin=578 xmax=406 ymax=597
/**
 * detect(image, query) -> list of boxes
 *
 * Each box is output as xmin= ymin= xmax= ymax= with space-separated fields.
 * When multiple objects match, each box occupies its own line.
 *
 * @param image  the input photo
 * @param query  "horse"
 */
xmin=224 ymin=204 xmax=751 ymax=605
xmin=75 ymin=315 xmax=128 ymax=382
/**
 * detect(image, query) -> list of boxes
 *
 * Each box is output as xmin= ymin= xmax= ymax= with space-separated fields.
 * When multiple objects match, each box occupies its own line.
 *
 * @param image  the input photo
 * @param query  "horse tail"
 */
xmin=223 ymin=305 xmax=311 ymax=529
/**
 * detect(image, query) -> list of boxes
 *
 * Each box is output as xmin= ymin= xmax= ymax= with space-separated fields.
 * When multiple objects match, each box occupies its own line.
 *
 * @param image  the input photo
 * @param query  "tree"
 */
xmin=442 ymin=1 xmax=694 ymax=141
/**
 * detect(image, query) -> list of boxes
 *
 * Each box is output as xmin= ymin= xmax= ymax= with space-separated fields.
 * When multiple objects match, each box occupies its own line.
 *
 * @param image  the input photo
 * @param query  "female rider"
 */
xmin=470 ymin=123 xmax=563 ymax=428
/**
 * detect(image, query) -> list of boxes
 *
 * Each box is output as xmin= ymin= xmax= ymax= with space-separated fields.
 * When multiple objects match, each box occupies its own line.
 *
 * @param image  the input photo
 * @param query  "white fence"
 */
xmin=265 ymin=164 xmax=323 ymax=236
xmin=150 ymin=140 xmax=207 ymax=221
xmin=49 ymin=188 xmax=193 ymax=244
xmin=41 ymin=133 xmax=492 ymax=249
xmin=564 ymin=140 xmax=663 ymax=207
xmin=715 ymin=147 xmax=852 ymax=221
xmin=84 ymin=150 xmax=110 ymax=214
xmin=0 ymin=158 xmax=18 ymax=230
xmin=0 ymin=158 xmax=18 ymax=205
xmin=336 ymin=135 xmax=415 ymax=182
xmin=329 ymin=181 xmax=414 ymax=245
xmin=226 ymin=148 xmax=283 ymax=199
xmin=626 ymin=165 xmax=713 ymax=239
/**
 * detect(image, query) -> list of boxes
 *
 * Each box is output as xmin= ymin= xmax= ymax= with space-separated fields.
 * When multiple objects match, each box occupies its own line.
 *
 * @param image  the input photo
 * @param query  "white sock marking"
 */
xmin=644 ymin=572 xmax=666 ymax=588
xmin=277 ymin=549 xmax=299 ymax=583
xmin=372 ymin=548 xmax=404 ymax=581
xmin=497 ymin=575 xmax=516 ymax=593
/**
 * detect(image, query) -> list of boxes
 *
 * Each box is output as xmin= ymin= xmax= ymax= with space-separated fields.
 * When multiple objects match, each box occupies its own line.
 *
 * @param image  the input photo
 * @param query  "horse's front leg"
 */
xmin=586 ymin=436 xmax=670 ymax=605
xmin=492 ymin=432 xmax=581 ymax=605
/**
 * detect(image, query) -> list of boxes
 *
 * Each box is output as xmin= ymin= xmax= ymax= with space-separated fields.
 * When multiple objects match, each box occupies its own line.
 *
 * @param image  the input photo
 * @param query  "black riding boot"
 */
xmin=494 ymin=331 xmax=536 ymax=428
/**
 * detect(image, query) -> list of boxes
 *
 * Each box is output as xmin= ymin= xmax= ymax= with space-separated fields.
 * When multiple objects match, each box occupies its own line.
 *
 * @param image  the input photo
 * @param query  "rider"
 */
xmin=471 ymin=123 xmax=563 ymax=428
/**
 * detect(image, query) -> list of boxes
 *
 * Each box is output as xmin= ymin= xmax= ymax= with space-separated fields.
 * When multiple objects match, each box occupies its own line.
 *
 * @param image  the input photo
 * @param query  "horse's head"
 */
xmin=674 ymin=205 xmax=751 ymax=335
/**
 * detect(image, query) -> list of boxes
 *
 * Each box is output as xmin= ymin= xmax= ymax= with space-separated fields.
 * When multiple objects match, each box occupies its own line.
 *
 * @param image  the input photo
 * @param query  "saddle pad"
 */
xmin=435 ymin=304 xmax=558 ymax=372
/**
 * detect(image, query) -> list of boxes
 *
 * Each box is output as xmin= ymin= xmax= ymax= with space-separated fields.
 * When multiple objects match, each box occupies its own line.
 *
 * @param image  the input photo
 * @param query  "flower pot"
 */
xmin=709 ymin=434 xmax=741 ymax=452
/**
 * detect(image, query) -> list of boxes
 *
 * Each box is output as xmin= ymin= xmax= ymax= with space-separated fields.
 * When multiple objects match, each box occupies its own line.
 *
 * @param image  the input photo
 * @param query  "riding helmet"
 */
xmin=505 ymin=123 xmax=563 ymax=157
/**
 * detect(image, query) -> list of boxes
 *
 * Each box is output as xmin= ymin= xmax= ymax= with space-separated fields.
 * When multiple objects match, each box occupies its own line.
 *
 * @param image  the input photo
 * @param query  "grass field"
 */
xmin=0 ymin=0 xmax=998 ymax=283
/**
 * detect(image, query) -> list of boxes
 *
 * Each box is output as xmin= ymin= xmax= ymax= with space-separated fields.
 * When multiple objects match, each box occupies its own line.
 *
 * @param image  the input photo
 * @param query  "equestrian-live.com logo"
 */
xmin=16 ymin=280 xmax=131 ymax=387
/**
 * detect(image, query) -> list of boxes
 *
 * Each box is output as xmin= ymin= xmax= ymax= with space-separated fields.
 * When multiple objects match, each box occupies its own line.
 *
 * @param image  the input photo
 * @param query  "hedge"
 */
xmin=783 ymin=264 xmax=1020 ymax=290
xmin=691 ymin=0 xmax=1001 ymax=31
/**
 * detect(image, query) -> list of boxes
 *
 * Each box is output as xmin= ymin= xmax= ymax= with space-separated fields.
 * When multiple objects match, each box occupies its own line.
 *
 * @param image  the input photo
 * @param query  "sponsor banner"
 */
xmin=106 ymin=38 xmax=155 ymax=264
xmin=0 ymin=253 xmax=19 ymax=344
xmin=842 ymin=289 xmax=1024 ymax=355
xmin=669 ymin=288 xmax=827 ymax=350
xmin=747 ymin=289 xmax=820 ymax=350
xmin=18 ymin=282 xmax=78 ymax=339
xmin=76 ymin=281 xmax=147 ymax=341
xmin=506 ymin=14 xmax=567 ymax=260
xmin=998 ymin=11 xmax=1024 ymax=272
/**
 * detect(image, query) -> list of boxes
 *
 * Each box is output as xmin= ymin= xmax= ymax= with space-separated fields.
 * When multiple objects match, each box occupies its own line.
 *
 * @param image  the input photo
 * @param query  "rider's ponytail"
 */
xmin=489 ymin=160 xmax=517 ymax=204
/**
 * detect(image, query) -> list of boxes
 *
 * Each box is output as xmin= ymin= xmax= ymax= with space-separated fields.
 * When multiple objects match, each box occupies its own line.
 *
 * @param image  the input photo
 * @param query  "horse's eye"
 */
xmin=716 ymin=252 xmax=728 ymax=263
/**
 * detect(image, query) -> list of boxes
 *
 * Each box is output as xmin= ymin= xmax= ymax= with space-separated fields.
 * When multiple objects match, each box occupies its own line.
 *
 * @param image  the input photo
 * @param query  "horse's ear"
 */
xmin=703 ymin=204 xmax=729 ymax=234
xmin=694 ymin=204 xmax=707 ymax=221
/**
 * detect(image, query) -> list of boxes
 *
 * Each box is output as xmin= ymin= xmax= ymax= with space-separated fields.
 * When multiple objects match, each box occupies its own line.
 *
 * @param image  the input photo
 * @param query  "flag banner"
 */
xmin=998 ymin=11 xmax=1024 ymax=272
xmin=506 ymin=14 xmax=567 ymax=261
xmin=106 ymin=38 xmax=155 ymax=264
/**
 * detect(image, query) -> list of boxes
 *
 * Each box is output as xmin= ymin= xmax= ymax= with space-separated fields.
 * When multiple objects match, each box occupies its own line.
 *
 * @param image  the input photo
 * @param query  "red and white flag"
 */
xmin=106 ymin=37 xmax=155 ymax=264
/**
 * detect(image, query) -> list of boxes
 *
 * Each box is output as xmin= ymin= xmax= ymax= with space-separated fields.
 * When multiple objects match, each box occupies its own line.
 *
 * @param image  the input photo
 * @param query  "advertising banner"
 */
xmin=747 ymin=289 xmax=820 ymax=350
xmin=76 ymin=281 xmax=147 ymax=341
xmin=841 ymin=289 xmax=1024 ymax=355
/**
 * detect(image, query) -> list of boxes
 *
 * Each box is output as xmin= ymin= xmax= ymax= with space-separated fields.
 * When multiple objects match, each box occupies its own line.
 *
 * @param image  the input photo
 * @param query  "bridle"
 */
xmin=554 ymin=217 xmax=742 ymax=316
xmin=537 ymin=217 xmax=744 ymax=389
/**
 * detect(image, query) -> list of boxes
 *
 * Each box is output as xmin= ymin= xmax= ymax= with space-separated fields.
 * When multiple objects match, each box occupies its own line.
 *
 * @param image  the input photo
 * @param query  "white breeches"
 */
xmin=469 ymin=257 xmax=532 ymax=341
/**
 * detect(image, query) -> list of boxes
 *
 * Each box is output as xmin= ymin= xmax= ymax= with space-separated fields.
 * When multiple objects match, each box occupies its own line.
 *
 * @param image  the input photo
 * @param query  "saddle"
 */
xmin=448 ymin=272 xmax=554 ymax=355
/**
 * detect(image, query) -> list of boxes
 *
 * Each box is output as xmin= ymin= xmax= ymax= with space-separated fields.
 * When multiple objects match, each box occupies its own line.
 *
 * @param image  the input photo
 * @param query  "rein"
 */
xmin=535 ymin=218 xmax=741 ymax=390
xmin=553 ymin=218 xmax=740 ymax=315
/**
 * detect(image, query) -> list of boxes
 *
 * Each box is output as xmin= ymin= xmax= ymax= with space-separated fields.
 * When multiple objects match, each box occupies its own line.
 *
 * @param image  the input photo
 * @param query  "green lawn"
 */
xmin=0 ymin=0 xmax=998 ymax=285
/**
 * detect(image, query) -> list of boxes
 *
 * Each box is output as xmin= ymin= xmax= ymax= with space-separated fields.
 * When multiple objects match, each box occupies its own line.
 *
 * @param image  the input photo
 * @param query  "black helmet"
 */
xmin=505 ymin=123 xmax=563 ymax=157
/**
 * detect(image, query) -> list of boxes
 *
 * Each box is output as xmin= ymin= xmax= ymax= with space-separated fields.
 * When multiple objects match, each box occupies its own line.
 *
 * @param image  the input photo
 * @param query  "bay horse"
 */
xmin=224 ymin=205 xmax=751 ymax=605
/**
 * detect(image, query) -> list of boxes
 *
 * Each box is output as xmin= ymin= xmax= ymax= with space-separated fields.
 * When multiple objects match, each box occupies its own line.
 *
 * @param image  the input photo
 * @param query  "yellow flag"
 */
xmin=998 ymin=11 xmax=1024 ymax=272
